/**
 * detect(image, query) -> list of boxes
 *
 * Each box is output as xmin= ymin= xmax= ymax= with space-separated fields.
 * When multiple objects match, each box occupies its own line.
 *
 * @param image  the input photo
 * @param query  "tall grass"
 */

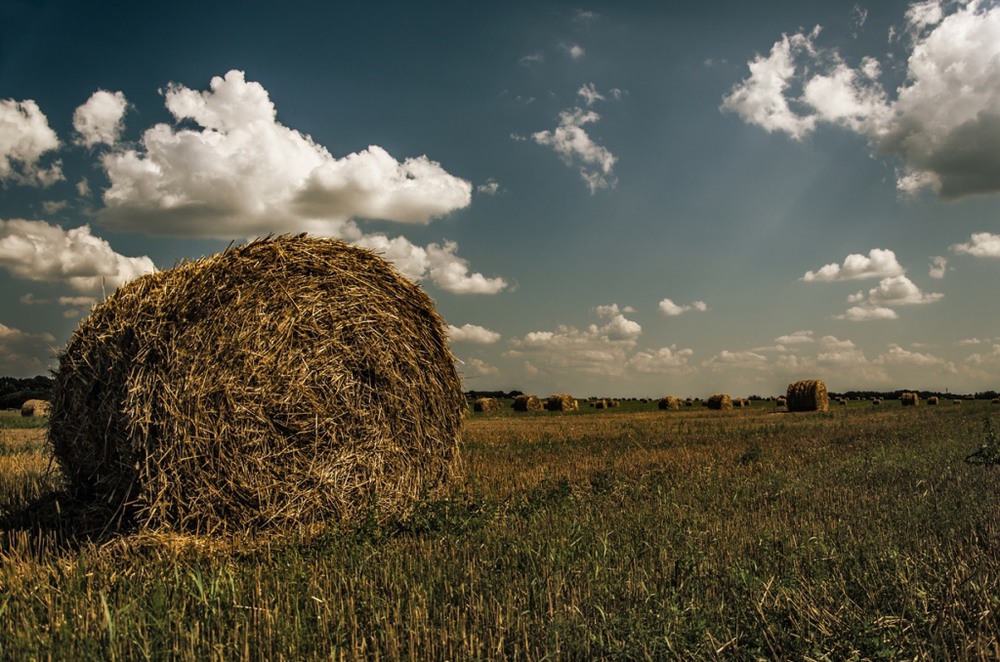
xmin=1 ymin=404 xmax=997 ymax=659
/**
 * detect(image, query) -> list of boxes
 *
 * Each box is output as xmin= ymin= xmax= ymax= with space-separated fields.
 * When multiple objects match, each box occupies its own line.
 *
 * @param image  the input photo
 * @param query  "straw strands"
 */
xmin=706 ymin=393 xmax=733 ymax=410
xmin=786 ymin=380 xmax=829 ymax=412
xmin=20 ymin=399 xmax=50 ymax=417
xmin=48 ymin=235 xmax=464 ymax=535
xmin=658 ymin=396 xmax=681 ymax=411
xmin=473 ymin=397 xmax=501 ymax=413
xmin=512 ymin=394 xmax=543 ymax=412
xmin=545 ymin=394 xmax=579 ymax=411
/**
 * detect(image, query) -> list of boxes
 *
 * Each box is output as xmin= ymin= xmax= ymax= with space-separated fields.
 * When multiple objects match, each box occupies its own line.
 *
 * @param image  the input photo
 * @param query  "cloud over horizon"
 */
xmin=724 ymin=1 xmax=1000 ymax=200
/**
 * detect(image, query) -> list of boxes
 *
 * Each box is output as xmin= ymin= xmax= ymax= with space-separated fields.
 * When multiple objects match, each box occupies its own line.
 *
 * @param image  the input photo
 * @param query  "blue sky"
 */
xmin=1 ymin=0 xmax=998 ymax=397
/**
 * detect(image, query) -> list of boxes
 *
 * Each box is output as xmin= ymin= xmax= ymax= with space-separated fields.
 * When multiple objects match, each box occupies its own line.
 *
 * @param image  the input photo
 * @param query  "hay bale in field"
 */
xmin=658 ymin=396 xmax=681 ymax=411
xmin=545 ymin=393 xmax=578 ymax=411
xmin=953 ymin=399 xmax=963 ymax=405
xmin=607 ymin=399 xmax=619 ymax=408
xmin=594 ymin=399 xmax=607 ymax=409
xmin=48 ymin=235 xmax=464 ymax=535
xmin=927 ymin=396 xmax=939 ymax=405
xmin=873 ymin=399 xmax=881 ymax=406
xmin=785 ymin=380 xmax=829 ymax=412
xmin=706 ymin=393 xmax=733 ymax=410
xmin=900 ymin=392 xmax=919 ymax=406
xmin=512 ymin=394 xmax=543 ymax=412
xmin=473 ymin=397 xmax=501 ymax=413
xmin=992 ymin=398 xmax=1000 ymax=405
xmin=20 ymin=399 xmax=50 ymax=417
xmin=684 ymin=398 xmax=694 ymax=407
xmin=838 ymin=398 xmax=847 ymax=406
xmin=775 ymin=397 xmax=787 ymax=407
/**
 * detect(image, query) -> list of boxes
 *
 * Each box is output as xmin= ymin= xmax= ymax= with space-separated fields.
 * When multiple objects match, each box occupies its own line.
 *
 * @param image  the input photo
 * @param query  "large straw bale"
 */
xmin=545 ymin=393 xmax=579 ymax=411
xmin=512 ymin=394 xmax=543 ymax=412
xmin=473 ymin=397 xmax=501 ymax=413
xmin=21 ymin=399 xmax=50 ymax=417
xmin=785 ymin=379 xmax=829 ymax=412
xmin=706 ymin=393 xmax=733 ymax=410
xmin=658 ymin=396 xmax=681 ymax=411
xmin=48 ymin=235 xmax=464 ymax=534
xmin=900 ymin=392 xmax=919 ymax=407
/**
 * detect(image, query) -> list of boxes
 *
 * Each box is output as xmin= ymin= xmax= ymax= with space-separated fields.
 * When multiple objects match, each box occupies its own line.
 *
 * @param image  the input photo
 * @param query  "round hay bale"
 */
xmin=992 ymin=398 xmax=1000 ymax=405
xmin=607 ymin=399 xmax=619 ymax=408
xmin=20 ymin=399 xmax=51 ymax=417
xmin=785 ymin=380 xmax=829 ymax=412
xmin=706 ymin=393 xmax=733 ymax=410
xmin=927 ymin=396 xmax=939 ymax=405
xmin=873 ymin=399 xmax=881 ymax=406
xmin=658 ymin=396 xmax=681 ymax=411
xmin=953 ymin=399 xmax=963 ymax=405
xmin=545 ymin=394 xmax=578 ymax=412
xmin=48 ymin=235 xmax=464 ymax=534
xmin=900 ymin=392 xmax=919 ymax=407
xmin=473 ymin=397 xmax=500 ymax=413
xmin=512 ymin=394 xmax=543 ymax=412
xmin=775 ymin=397 xmax=787 ymax=407
xmin=594 ymin=399 xmax=607 ymax=410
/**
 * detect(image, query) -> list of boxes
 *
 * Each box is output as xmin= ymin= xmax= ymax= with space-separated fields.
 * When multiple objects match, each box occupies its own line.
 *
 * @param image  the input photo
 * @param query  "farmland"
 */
xmin=1 ymin=401 xmax=998 ymax=660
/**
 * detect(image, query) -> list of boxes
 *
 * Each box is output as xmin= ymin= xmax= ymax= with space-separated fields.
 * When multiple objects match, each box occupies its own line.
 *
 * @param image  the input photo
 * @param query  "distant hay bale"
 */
xmin=953 ymin=399 xmax=963 ymax=405
xmin=607 ymin=399 xmax=619 ymax=408
xmin=545 ymin=394 xmax=578 ymax=412
xmin=927 ymin=396 xmax=939 ymax=405
xmin=685 ymin=398 xmax=694 ymax=407
xmin=785 ymin=380 xmax=829 ymax=412
xmin=594 ymin=399 xmax=607 ymax=409
xmin=512 ymin=394 xmax=543 ymax=412
xmin=873 ymin=399 xmax=881 ymax=406
xmin=776 ymin=397 xmax=787 ymax=407
xmin=473 ymin=397 xmax=501 ymax=413
xmin=900 ymin=392 xmax=919 ymax=406
xmin=992 ymin=398 xmax=1000 ymax=405
xmin=20 ymin=399 xmax=50 ymax=417
xmin=838 ymin=398 xmax=847 ymax=406
xmin=48 ymin=235 xmax=464 ymax=535
xmin=658 ymin=396 xmax=681 ymax=411
xmin=706 ymin=393 xmax=733 ymax=410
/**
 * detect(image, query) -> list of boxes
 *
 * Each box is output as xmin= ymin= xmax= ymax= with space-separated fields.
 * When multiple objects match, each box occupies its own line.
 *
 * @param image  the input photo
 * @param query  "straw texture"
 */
xmin=48 ymin=235 xmax=464 ymax=534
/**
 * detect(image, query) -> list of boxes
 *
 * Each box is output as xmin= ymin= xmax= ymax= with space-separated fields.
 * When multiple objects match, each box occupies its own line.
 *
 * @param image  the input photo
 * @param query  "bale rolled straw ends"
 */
xmin=512 ymin=394 xmax=543 ymax=412
xmin=785 ymin=380 xmax=829 ymax=412
xmin=48 ymin=235 xmax=465 ymax=535
xmin=545 ymin=394 xmax=579 ymax=411
xmin=706 ymin=393 xmax=733 ymax=410
xmin=21 ymin=399 xmax=50 ymax=417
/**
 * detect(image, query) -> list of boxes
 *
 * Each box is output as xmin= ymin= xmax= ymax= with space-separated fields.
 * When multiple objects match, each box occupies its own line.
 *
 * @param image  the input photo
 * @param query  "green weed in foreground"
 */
xmin=0 ymin=405 xmax=998 ymax=660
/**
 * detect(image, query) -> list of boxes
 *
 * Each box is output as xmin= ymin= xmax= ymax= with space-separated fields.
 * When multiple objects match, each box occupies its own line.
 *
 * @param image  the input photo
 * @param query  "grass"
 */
xmin=1 ymin=403 xmax=998 ymax=659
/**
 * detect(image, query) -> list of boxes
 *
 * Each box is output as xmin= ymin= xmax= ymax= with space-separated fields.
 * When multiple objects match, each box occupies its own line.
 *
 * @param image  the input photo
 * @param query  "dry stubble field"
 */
xmin=1 ymin=402 xmax=998 ymax=660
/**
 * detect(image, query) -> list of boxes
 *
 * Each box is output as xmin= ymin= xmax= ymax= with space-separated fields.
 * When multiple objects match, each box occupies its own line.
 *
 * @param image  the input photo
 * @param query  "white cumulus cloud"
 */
xmin=73 ymin=90 xmax=128 ymax=147
xmin=99 ymin=70 xmax=472 ymax=236
xmin=801 ymin=248 xmax=904 ymax=281
xmin=866 ymin=275 xmax=943 ymax=306
xmin=725 ymin=2 xmax=1000 ymax=199
xmin=929 ymin=255 xmax=948 ymax=278
xmin=659 ymin=298 xmax=708 ymax=316
xmin=0 ymin=219 xmax=155 ymax=294
xmin=447 ymin=323 xmax=501 ymax=344
xmin=355 ymin=234 xmax=507 ymax=295
xmin=951 ymin=232 xmax=1000 ymax=257
xmin=0 ymin=99 xmax=63 ymax=186
xmin=834 ymin=306 xmax=899 ymax=321
xmin=531 ymin=107 xmax=617 ymax=193
xmin=628 ymin=346 xmax=694 ymax=373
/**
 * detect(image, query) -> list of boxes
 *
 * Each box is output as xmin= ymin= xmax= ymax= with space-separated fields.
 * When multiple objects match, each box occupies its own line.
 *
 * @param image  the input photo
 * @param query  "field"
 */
xmin=1 ymin=401 xmax=998 ymax=660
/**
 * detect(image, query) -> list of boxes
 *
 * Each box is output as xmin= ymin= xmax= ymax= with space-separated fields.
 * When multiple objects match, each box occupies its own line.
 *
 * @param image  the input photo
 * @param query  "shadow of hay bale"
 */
xmin=47 ymin=235 xmax=464 ymax=537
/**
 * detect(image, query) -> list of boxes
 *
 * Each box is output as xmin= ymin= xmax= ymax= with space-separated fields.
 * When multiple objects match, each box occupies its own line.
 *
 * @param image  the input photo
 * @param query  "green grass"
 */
xmin=1 ymin=403 xmax=998 ymax=660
